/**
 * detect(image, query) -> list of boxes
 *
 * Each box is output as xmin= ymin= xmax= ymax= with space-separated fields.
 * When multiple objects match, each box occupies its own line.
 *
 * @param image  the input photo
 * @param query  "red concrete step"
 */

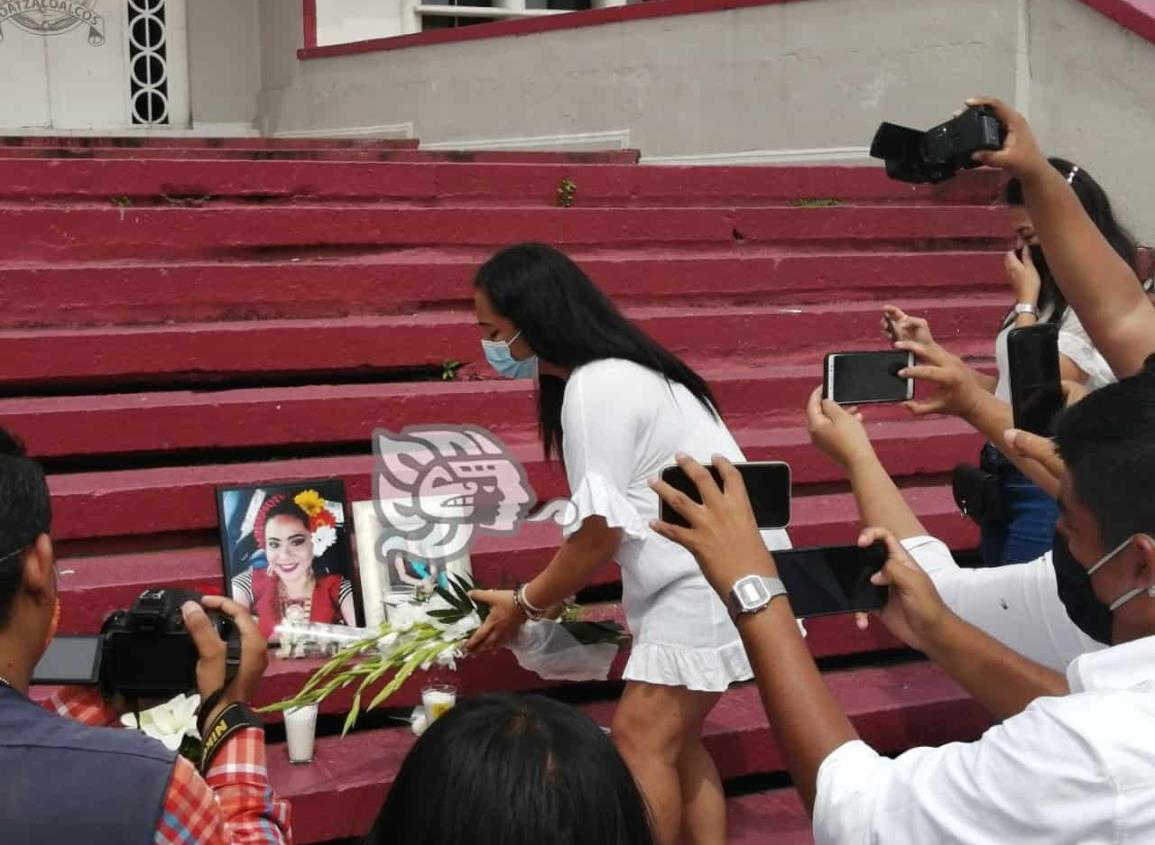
xmin=728 ymin=791 xmax=813 ymax=845
xmin=36 ymin=601 xmax=904 ymax=717
xmin=0 ymin=159 xmax=1004 ymax=205
xmin=0 ymin=349 xmax=992 ymax=461
xmin=0 ymin=146 xmax=641 ymax=164
xmin=0 ymin=297 xmax=1007 ymax=388
xmin=0 ymin=250 xmax=1006 ymax=328
xmin=52 ymin=483 xmax=977 ymax=633
xmin=42 ymin=417 xmax=982 ymax=545
xmin=265 ymin=661 xmax=991 ymax=844
xmin=0 ymin=135 xmax=422 ymax=150
xmin=0 ymin=205 xmax=1010 ymax=261
xmin=251 ymin=612 xmax=903 ymax=718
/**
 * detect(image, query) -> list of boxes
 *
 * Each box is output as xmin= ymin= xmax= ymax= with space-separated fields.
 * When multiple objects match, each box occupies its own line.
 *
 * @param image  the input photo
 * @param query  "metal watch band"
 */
xmin=1013 ymin=302 xmax=1038 ymax=317
xmin=727 ymin=575 xmax=787 ymax=621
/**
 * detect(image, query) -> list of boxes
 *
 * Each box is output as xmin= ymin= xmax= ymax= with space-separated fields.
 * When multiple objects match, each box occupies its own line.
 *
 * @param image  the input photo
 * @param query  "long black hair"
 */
xmin=1004 ymin=157 xmax=1139 ymax=327
xmin=475 ymin=243 xmax=719 ymax=460
xmin=365 ymin=693 xmax=656 ymax=845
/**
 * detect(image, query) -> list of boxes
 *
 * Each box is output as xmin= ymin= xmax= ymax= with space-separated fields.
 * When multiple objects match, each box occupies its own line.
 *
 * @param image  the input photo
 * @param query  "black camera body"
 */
xmin=100 ymin=588 xmax=239 ymax=698
xmin=870 ymin=106 xmax=1006 ymax=184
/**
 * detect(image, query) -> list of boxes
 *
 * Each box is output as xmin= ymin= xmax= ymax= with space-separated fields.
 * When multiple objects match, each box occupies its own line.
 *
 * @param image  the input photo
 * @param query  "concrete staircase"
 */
xmin=1 ymin=136 xmax=1009 ymax=843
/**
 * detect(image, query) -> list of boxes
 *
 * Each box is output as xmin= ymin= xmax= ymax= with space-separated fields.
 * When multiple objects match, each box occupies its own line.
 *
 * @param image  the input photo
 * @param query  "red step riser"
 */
xmin=0 ymin=301 xmax=1007 ymax=386
xmin=0 ymin=251 xmax=1007 ymax=329
xmin=53 ymin=489 xmax=977 ymax=634
xmin=0 ymin=136 xmax=420 ymax=150
xmin=0 ymin=206 xmax=1010 ymax=261
xmin=0 ymin=159 xmax=1004 ymax=204
xmin=728 ymin=792 xmax=812 ymax=845
xmin=4 ymin=355 xmax=997 ymax=461
xmin=0 ymin=147 xmax=641 ymax=164
xmin=266 ymin=663 xmax=991 ymax=844
xmin=44 ymin=421 xmax=982 ymax=542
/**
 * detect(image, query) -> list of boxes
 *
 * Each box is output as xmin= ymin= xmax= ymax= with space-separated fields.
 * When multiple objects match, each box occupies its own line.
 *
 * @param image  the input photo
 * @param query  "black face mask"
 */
xmin=1051 ymin=531 xmax=1113 ymax=645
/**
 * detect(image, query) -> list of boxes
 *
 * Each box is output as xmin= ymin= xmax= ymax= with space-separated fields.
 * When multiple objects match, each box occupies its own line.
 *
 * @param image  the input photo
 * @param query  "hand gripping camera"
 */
xmin=870 ymin=105 xmax=1006 ymax=184
xmin=32 ymin=588 xmax=240 ymax=699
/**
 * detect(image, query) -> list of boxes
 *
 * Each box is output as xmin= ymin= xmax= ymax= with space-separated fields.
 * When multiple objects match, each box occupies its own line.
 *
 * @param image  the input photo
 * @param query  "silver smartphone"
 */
xmin=823 ymin=350 xmax=915 ymax=405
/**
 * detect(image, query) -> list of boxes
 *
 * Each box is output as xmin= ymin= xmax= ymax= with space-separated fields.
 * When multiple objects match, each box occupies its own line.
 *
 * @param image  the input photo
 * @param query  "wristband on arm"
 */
xmin=199 ymin=702 xmax=263 ymax=774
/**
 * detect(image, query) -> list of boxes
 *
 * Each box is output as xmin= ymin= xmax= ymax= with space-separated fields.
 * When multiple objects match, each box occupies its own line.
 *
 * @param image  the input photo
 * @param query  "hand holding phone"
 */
xmin=823 ymin=350 xmax=914 ymax=405
xmin=658 ymin=461 xmax=791 ymax=530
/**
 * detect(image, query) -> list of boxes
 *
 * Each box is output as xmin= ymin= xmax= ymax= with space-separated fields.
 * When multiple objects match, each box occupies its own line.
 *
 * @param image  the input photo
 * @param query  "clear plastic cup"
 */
xmin=284 ymin=703 xmax=319 ymax=764
xmin=421 ymin=685 xmax=457 ymax=726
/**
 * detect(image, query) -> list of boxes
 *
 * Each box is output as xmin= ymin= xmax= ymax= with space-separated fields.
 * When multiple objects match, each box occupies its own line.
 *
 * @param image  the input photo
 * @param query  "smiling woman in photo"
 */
xmin=229 ymin=489 xmax=357 ymax=640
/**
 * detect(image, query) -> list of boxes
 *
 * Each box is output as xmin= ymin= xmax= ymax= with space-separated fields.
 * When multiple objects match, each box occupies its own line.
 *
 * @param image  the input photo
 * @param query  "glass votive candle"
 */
xmin=421 ymin=685 xmax=457 ymax=726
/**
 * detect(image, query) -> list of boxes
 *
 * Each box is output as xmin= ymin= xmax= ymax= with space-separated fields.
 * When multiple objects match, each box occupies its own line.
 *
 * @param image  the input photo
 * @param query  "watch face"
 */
xmin=735 ymin=576 xmax=770 ymax=611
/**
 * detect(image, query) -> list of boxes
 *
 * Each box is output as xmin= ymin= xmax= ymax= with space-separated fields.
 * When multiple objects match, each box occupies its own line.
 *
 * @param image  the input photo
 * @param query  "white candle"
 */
xmin=421 ymin=686 xmax=457 ymax=725
xmin=284 ymin=704 xmax=319 ymax=764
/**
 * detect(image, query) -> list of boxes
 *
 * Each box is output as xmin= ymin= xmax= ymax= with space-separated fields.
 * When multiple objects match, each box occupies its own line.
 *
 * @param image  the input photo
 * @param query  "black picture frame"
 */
xmin=215 ymin=478 xmax=364 ymax=643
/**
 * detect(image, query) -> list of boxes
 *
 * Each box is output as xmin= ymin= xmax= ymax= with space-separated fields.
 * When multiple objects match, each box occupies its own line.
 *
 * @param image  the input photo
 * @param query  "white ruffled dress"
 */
xmin=561 ymin=358 xmax=792 ymax=692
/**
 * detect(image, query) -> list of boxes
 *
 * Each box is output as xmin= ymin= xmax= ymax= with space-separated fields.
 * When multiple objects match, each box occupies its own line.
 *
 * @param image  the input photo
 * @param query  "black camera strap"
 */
xmin=199 ymin=702 xmax=263 ymax=774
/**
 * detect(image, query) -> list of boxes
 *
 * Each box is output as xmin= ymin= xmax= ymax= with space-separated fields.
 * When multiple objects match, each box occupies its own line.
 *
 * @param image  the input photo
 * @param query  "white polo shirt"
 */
xmin=900 ymin=536 xmax=1103 ymax=672
xmin=812 ymin=572 xmax=1155 ymax=844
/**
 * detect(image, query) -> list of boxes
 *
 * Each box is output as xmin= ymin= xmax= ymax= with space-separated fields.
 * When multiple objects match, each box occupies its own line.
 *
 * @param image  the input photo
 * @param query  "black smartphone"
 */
xmin=1008 ymin=323 xmax=1064 ymax=436
xmin=658 ymin=461 xmax=790 ymax=530
xmin=823 ymin=350 xmax=914 ymax=405
xmin=774 ymin=542 xmax=889 ymax=618
xmin=31 ymin=635 xmax=102 ymax=686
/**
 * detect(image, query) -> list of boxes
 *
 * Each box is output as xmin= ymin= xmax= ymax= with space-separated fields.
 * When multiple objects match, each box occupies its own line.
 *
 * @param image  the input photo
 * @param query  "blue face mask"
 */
xmin=481 ymin=330 xmax=538 ymax=379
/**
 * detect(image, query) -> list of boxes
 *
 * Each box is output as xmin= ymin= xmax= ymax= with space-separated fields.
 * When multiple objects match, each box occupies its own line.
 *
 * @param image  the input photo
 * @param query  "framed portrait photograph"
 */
xmin=216 ymin=479 xmax=364 ymax=645
xmin=351 ymin=500 xmax=473 ymax=629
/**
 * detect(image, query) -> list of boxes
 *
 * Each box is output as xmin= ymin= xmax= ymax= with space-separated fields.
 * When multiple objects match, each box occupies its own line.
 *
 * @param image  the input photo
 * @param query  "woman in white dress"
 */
xmin=465 ymin=243 xmax=790 ymax=845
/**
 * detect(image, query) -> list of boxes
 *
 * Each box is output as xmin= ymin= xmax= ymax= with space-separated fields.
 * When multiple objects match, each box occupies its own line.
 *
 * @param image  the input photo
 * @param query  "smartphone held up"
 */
xmin=1008 ymin=323 xmax=1065 ymax=437
xmin=823 ymin=350 xmax=914 ymax=405
xmin=658 ymin=461 xmax=791 ymax=530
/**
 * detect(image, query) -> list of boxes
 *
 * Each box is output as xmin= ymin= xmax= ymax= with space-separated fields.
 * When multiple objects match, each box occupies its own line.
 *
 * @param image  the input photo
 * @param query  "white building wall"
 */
xmin=186 ymin=0 xmax=262 ymax=131
xmin=1028 ymin=0 xmax=1155 ymax=243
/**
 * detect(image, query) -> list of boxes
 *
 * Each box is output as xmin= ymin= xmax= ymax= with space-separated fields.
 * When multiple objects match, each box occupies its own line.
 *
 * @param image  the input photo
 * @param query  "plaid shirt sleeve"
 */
xmin=48 ymin=687 xmax=292 ymax=845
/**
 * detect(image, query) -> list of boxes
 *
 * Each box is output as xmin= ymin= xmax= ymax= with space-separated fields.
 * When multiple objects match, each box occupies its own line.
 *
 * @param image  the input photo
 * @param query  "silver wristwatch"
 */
xmin=726 ymin=575 xmax=787 ymax=622
xmin=1013 ymin=302 xmax=1038 ymax=317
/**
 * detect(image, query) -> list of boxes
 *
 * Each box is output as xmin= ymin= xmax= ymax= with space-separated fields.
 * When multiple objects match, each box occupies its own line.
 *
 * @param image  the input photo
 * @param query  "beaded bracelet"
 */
xmin=514 ymin=584 xmax=547 ymax=622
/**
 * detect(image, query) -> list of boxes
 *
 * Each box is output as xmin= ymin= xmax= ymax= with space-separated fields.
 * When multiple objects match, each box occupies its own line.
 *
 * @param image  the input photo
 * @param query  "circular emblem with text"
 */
xmin=0 ymin=0 xmax=105 ymax=45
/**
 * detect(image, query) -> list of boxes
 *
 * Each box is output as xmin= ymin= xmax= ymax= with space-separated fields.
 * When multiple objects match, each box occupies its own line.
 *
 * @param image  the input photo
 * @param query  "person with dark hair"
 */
xmin=230 ymin=490 xmax=355 ymax=640
xmin=464 ymin=243 xmax=791 ymax=845
xmin=0 ymin=427 xmax=290 ymax=844
xmin=884 ymin=157 xmax=1144 ymax=567
xmin=649 ymin=360 xmax=1155 ymax=843
xmin=970 ymin=97 xmax=1155 ymax=380
xmin=365 ymin=693 xmax=655 ymax=845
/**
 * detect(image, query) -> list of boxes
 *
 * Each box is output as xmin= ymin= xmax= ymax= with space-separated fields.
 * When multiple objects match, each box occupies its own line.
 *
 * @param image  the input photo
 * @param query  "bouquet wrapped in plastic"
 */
xmin=261 ymin=575 xmax=628 ymax=734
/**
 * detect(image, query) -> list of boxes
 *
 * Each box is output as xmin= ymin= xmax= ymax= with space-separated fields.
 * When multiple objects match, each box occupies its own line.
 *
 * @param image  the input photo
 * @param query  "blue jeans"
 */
xmin=979 ymin=444 xmax=1059 ymax=566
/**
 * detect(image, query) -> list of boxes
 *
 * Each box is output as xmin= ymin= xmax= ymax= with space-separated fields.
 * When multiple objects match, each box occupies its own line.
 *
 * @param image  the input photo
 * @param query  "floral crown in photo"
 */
xmin=254 ymin=489 xmax=342 ymax=558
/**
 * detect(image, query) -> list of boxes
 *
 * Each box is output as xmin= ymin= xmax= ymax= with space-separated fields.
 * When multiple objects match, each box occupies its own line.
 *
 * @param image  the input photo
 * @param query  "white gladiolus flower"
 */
xmin=121 ymin=693 xmax=201 ymax=752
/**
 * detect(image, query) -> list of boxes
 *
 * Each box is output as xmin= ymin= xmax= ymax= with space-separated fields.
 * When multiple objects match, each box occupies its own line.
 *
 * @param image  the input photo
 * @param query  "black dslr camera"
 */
xmin=32 ymin=588 xmax=239 ymax=698
xmin=101 ymin=588 xmax=240 ymax=698
xmin=870 ymin=106 xmax=1006 ymax=184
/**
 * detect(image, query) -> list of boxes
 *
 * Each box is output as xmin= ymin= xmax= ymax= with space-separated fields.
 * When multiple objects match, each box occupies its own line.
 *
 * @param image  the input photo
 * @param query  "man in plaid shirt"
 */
xmin=0 ymin=426 xmax=291 ymax=844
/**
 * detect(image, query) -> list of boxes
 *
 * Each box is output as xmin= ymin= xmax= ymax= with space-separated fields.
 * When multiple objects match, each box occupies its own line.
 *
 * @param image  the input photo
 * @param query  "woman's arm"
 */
xmin=466 ymin=517 xmax=620 ymax=652
xmin=973 ymin=97 xmax=1154 ymax=378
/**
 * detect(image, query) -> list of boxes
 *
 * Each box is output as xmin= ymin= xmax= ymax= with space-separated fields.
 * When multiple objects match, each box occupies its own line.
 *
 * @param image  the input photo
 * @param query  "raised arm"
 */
xmin=804 ymin=387 xmax=925 ymax=539
xmin=971 ymin=97 xmax=1154 ymax=378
